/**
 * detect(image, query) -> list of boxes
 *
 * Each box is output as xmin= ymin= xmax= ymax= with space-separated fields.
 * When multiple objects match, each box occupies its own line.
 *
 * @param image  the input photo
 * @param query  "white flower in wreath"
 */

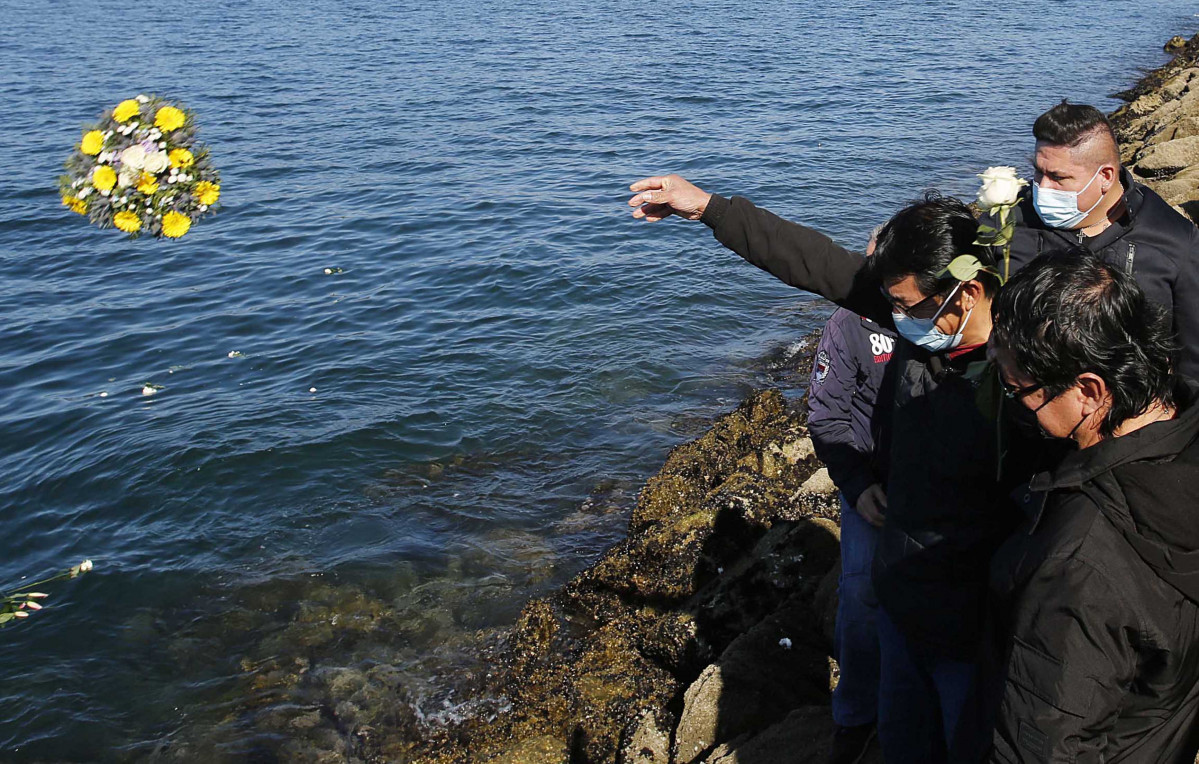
xmin=976 ymin=166 xmax=1028 ymax=211
xmin=117 ymin=167 xmax=138 ymax=189
xmin=120 ymin=144 xmax=147 ymax=170
xmin=142 ymin=150 xmax=169 ymax=174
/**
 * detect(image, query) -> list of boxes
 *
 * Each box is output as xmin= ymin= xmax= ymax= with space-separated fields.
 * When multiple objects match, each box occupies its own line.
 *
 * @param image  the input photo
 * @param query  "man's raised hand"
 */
xmin=628 ymin=175 xmax=712 ymax=222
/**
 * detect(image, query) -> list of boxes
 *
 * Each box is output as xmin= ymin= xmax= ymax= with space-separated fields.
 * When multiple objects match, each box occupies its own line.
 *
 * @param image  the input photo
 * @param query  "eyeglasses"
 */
xmin=1000 ymin=378 xmax=1044 ymax=401
xmin=883 ymin=285 xmax=954 ymax=320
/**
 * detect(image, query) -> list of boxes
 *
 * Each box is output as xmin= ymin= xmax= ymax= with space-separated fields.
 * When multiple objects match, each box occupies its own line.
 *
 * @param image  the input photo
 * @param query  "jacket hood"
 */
xmin=1033 ymin=377 xmax=1199 ymax=604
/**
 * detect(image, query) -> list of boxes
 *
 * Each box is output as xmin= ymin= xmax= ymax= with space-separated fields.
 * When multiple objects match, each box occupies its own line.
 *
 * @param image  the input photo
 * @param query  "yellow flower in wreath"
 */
xmin=80 ymin=130 xmax=104 ymax=155
xmin=155 ymin=106 xmax=186 ymax=132
xmin=168 ymin=148 xmax=194 ymax=169
xmin=137 ymin=172 xmax=159 ymax=195
xmin=161 ymin=211 xmax=191 ymax=238
xmin=62 ymin=195 xmax=88 ymax=215
xmin=194 ymin=181 xmax=220 ymax=206
xmin=113 ymin=99 xmax=141 ymax=123
xmin=113 ymin=210 xmax=142 ymax=233
xmin=92 ymin=165 xmax=117 ymax=192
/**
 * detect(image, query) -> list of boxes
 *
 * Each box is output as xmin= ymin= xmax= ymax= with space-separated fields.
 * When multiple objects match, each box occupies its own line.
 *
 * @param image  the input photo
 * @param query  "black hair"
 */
xmin=991 ymin=251 xmax=1177 ymax=437
xmin=866 ymin=191 xmax=1000 ymax=298
xmin=1032 ymin=100 xmax=1118 ymax=149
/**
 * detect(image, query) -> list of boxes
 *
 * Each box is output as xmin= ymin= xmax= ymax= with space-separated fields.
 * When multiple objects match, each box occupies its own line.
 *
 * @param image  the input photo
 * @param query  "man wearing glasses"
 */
xmin=628 ymin=178 xmax=1027 ymax=763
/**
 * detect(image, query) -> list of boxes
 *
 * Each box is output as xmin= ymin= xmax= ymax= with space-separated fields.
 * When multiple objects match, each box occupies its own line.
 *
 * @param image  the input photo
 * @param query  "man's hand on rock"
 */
xmin=855 ymin=484 xmax=887 ymax=528
xmin=628 ymin=175 xmax=712 ymax=222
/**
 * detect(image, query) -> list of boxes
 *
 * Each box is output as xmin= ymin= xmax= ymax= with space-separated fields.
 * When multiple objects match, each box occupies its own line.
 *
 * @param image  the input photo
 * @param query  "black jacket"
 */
xmin=990 ymin=169 xmax=1199 ymax=378
xmin=702 ymin=193 xmax=1025 ymax=659
xmin=986 ymin=379 xmax=1199 ymax=763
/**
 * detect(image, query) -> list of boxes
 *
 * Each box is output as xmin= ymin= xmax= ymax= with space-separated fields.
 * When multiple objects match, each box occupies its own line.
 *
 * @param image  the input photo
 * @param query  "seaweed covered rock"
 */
xmin=409 ymin=389 xmax=843 ymax=762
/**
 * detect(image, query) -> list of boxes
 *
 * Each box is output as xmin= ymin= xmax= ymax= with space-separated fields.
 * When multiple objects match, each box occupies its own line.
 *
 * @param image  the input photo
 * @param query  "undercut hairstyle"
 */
xmin=991 ymin=252 xmax=1177 ymax=437
xmin=866 ymin=191 xmax=1000 ymax=298
xmin=1033 ymin=100 xmax=1118 ymax=153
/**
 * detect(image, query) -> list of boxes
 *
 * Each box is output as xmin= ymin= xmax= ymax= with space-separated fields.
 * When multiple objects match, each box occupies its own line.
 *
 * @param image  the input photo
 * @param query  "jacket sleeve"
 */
xmin=1171 ymin=223 xmax=1199 ymax=380
xmin=990 ymin=552 xmax=1136 ymax=762
xmin=702 ymin=194 xmax=893 ymax=324
xmin=807 ymin=314 xmax=876 ymax=508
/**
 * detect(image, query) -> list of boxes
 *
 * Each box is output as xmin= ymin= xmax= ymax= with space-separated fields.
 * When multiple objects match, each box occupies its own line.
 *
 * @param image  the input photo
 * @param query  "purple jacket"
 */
xmin=807 ymin=307 xmax=895 ymax=508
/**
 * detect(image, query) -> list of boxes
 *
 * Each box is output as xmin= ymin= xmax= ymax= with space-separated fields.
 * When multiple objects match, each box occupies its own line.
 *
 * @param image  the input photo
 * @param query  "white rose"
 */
xmin=117 ymin=167 xmax=139 ymax=189
xmin=120 ymin=144 xmax=147 ymax=170
xmin=142 ymin=150 xmax=169 ymax=174
xmin=976 ymin=166 xmax=1028 ymax=210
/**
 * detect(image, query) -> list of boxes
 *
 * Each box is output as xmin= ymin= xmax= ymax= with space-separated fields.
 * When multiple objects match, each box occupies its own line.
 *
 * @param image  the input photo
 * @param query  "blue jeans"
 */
xmin=876 ymin=606 xmax=978 ymax=764
xmin=832 ymin=493 xmax=881 ymax=727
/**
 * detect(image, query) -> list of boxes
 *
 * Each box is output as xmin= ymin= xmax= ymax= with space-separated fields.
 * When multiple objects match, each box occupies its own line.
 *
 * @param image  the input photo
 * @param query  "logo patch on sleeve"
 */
xmin=814 ymin=349 xmax=830 ymax=386
xmin=869 ymin=333 xmax=895 ymax=362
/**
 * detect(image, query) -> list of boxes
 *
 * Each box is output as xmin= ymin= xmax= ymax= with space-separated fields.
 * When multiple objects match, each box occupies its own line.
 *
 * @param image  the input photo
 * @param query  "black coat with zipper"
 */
xmin=986 ymin=379 xmax=1199 ymax=763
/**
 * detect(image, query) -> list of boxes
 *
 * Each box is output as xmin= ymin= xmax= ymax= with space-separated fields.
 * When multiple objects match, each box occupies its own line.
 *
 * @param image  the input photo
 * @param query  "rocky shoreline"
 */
xmin=412 ymin=380 xmax=850 ymax=764
xmin=1112 ymin=32 xmax=1199 ymax=223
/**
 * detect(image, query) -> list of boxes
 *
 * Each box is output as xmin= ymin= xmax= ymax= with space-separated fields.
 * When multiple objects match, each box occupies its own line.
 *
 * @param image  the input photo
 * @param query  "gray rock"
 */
xmin=1149 ymin=115 xmax=1199 ymax=145
xmin=675 ymin=586 xmax=837 ymax=762
xmin=621 ymin=710 xmax=672 ymax=763
xmin=799 ymin=467 xmax=836 ymax=496
xmin=1134 ymin=134 xmax=1199 ymax=177
xmin=701 ymin=706 xmax=838 ymax=764
xmin=778 ymin=436 xmax=815 ymax=464
xmin=675 ymin=664 xmax=724 ymax=764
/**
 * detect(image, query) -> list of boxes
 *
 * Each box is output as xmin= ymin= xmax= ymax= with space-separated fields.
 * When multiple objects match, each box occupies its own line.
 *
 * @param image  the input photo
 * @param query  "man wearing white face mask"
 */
xmin=628 ymin=180 xmax=1037 ymax=762
xmin=994 ymin=100 xmax=1199 ymax=377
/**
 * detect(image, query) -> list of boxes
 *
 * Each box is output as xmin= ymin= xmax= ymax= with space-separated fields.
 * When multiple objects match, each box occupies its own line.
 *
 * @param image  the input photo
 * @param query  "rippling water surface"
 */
xmin=1 ymin=0 xmax=1196 ymax=758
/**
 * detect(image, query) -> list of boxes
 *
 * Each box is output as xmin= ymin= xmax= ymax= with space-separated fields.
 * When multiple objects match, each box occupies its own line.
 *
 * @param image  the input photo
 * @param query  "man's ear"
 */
xmin=1100 ymin=163 xmax=1119 ymax=193
xmin=961 ymin=279 xmax=986 ymax=308
xmin=1076 ymin=372 xmax=1109 ymax=415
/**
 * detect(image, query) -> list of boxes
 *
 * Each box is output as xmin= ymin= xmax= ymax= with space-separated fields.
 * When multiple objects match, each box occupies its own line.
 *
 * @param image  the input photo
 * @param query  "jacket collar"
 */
xmin=858 ymin=314 xmax=895 ymax=336
xmin=1025 ymin=378 xmax=1199 ymax=522
xmin=1016 ymin=166 xmax=1143 ymax=248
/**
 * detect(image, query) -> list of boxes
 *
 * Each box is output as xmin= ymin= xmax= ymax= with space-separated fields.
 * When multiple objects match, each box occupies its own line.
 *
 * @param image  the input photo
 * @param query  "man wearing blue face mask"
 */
xmin=994 ymin=100 xmax=1199 ymax=377
xmin=628 ymin=178 xmax=1032 ymax=763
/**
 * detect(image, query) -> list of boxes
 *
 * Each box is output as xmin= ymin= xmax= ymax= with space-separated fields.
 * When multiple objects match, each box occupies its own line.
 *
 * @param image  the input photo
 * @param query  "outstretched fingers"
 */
xmin=629 ymin=176 xmax=668 ymax=193
xmin=632 ymin=202 xmax=674 ymax=222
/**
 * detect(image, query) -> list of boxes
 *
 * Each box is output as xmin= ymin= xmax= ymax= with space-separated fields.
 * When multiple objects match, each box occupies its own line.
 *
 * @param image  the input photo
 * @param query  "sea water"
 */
xmin=0 ymin=0 xmax=1195 ymax=757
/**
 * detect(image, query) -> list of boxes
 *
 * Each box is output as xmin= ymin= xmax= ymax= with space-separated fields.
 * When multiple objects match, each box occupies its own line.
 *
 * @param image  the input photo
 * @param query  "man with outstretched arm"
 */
xmin=628 ymin=176 xmax=1027 ymax=763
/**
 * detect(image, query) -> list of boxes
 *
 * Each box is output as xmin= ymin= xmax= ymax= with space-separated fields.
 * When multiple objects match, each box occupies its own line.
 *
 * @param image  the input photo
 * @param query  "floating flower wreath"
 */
xmin=60 ymin=95 xmax=221 ymax=239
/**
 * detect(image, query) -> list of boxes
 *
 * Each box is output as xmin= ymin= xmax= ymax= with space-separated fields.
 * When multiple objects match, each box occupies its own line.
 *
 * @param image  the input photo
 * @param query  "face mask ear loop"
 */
xmin=1067 ymin=409 xmax=1092 ymax=441
xmin=1076 ymin=167 xmax=1108 ymax=221
xmin=935 ymin=281 xmax=973 ymax=342
xmin=929 ymin=281 xmax=964 ymax=324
